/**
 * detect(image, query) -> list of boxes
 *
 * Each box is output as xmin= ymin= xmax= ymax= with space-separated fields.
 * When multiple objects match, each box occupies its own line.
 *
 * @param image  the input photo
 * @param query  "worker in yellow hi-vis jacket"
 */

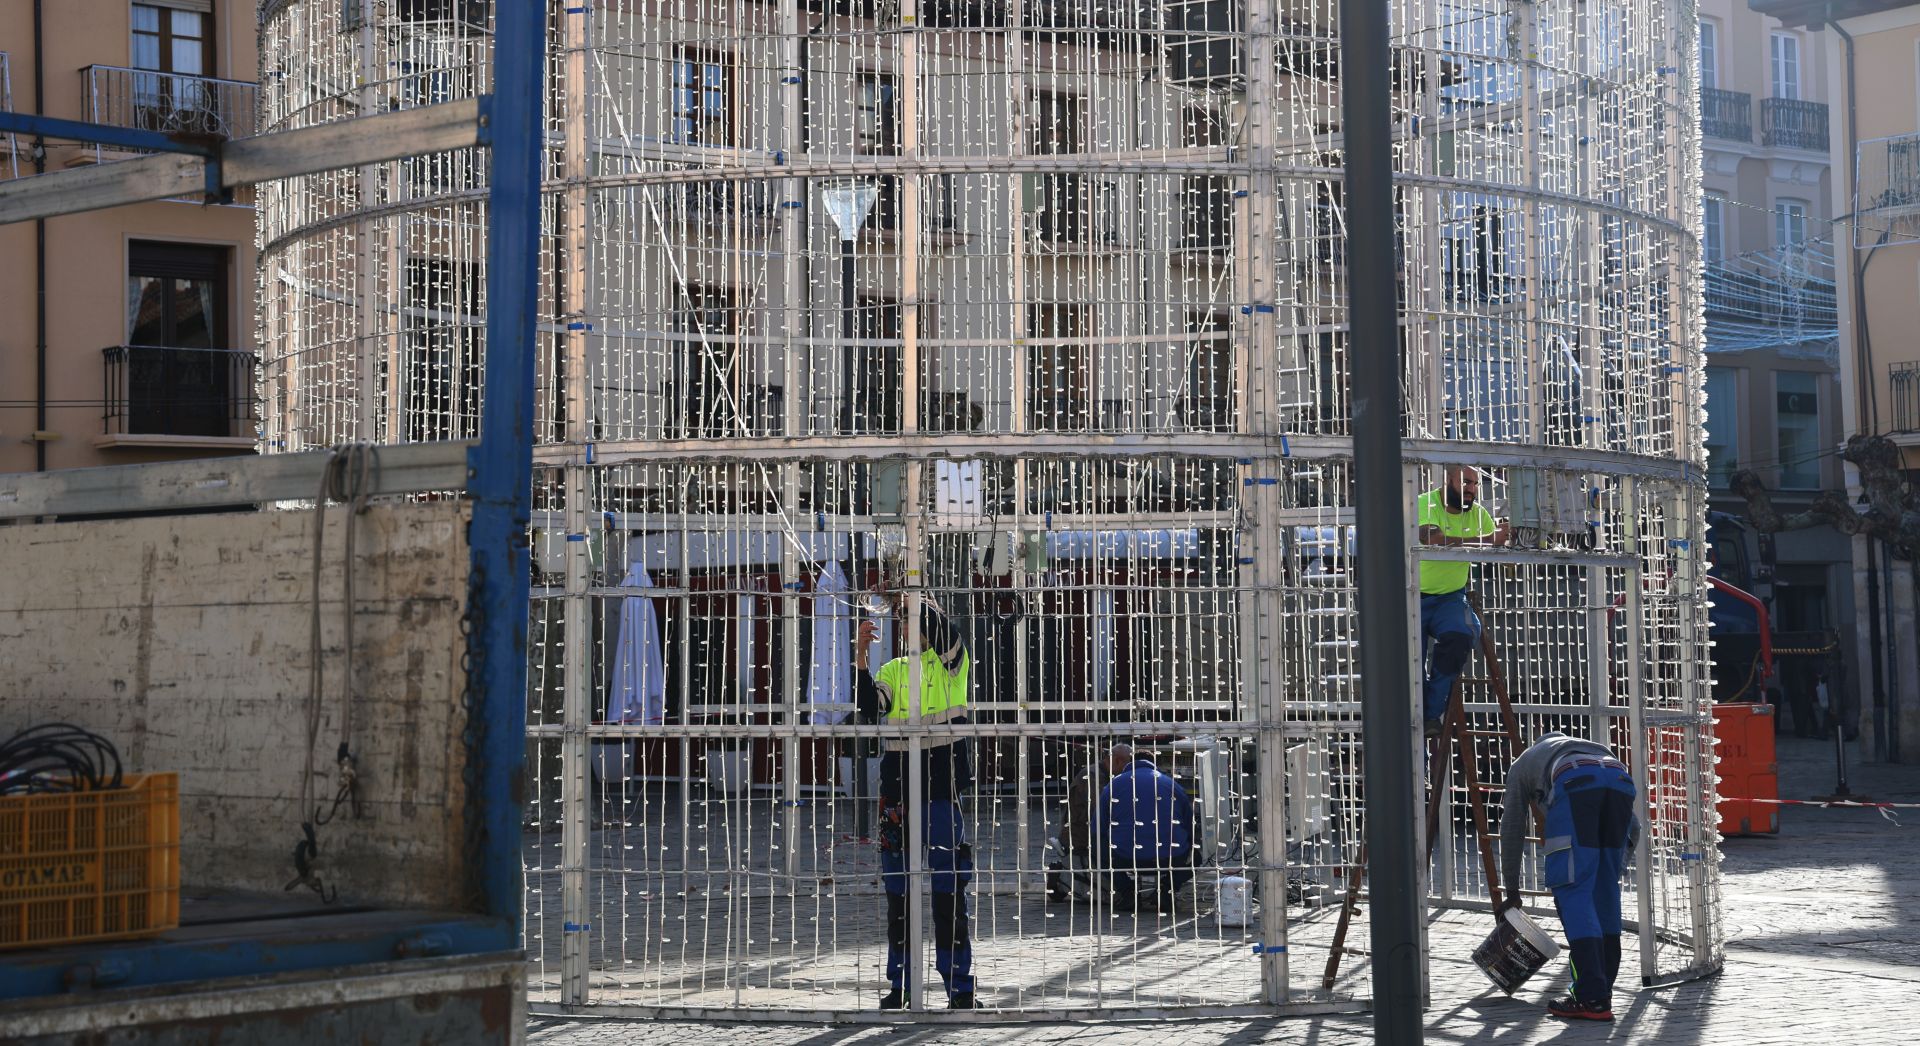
xmin=1415 ymin=465 xmax=1510 ymax=737
xmin=854 ymin=597 xmax=976 ymax=1011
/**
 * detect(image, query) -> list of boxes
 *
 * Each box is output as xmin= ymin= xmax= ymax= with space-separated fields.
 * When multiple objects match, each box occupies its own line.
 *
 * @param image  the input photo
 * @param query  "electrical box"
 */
xmin=1507 ymin=469 xmax=1594 ymax=550
xmin=534 ymin=527 xmax=604 ymax=574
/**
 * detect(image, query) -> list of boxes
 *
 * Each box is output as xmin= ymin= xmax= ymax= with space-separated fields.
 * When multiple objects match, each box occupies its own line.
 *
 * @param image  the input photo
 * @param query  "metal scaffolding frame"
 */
xmin=251 ymin=0 xmax=1723 ymax=1023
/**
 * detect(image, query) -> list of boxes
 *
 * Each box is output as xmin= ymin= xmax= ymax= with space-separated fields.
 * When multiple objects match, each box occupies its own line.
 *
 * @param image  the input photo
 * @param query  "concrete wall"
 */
xmin=0 ymin=500 xmax=473 ymax=908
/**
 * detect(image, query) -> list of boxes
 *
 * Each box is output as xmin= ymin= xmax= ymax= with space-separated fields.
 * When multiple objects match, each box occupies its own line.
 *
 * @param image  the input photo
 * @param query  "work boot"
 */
xmin=879 ymin=989 xmax=905 ymax=1010
xmin=1547 ymin=996 xmax=1613 ymax=1022
xmin=948 ymin=992 xmax=976 ymax=1010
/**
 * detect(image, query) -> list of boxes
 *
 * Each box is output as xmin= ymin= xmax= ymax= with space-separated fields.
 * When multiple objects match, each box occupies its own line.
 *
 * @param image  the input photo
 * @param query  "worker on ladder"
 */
xmin=1416 ymin=465 xmax=1510 ymax=738
xmin=1498 ymin=731 xmax=1640 ymax=1022
xmin=855 ymin=594 xmax=977 ymax=1011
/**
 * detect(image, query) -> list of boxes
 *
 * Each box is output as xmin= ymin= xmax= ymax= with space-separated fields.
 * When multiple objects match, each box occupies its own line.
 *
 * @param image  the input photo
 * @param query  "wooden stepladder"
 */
xmin=1322 ymin=593 xmax=1524 ymax=990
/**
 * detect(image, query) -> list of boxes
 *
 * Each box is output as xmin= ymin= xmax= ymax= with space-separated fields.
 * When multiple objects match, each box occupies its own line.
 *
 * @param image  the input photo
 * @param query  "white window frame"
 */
xmin=1775 ymin=198 xmax=1809 ymax=248
xmin=1700 ymin=19 xmax=1718 ymax=91
xmin=1771 ymin=31 xmax=1801 ymax=101
xmin=1703 ymin=195 xmax=1725 ymax=262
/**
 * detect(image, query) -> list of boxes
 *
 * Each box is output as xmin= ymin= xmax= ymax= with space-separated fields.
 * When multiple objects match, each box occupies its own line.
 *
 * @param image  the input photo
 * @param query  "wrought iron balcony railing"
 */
xmin=1702 ymin=88 xmax=1752 ymax=143
xmin=83 ymin=65 xmax=256 ymax=149
xmin=1762 ymin=98 xmax=1829 ymax=151
xmin=103 ymin=346 xmax=258 ymax=439
xmin=1892 ymin=361 xmax=1920 ymax=434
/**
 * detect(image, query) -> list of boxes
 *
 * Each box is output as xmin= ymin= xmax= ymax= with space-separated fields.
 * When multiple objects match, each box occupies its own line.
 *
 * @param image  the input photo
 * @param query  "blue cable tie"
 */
xmin=563 ymin=922 xmax=592 ymax=932
xmin=1251 ymin=943 xmax=1287 ymax=955
xmin=816 ymin=512 xmax=826 ymax=532
xmin=1583 ymin=415 xmax=1600 ymax=423
xmin=1256 ymin=477 xmax=1278 ymax=486
xmin=585 ymin=443 xmax=596 ymax=464
xmin=1252 ymin=304 xmax=1276 ymax=313
xmin=1233 ymin=188 xmax=1250 ymax=198
xmin=1280 ymin=434 xmax=1292 ymax=457
xmin=1243 ymin=478 xmax=1255 ymax=487
xmin=782 ymin=76 xmax=802 ymax=84
xmin=1411 ymin=115 xmax=1421 ymax=135
xmin=566 ymin=533 xmax=586 ymax=543
xmin=773 ymin=149 xmax=786 ymax=165
xmin=566 ymin=321 xmax=593 ymax=331
xmin=565 ymin=4 xmax=589 ymax=12
xmin=783 ymin=799 xmax=806 ymax=807
xmin=1240 ymin=305 xmax=1252 ymax=314
xmin=1238 ymin=458 xmax=1254 ymax=466
xmin=1680 ymin=852 xmax=1704 ymax=861
xmin=1046 ymin=511 xmax=1054 ymax=530
xmin=1236 ymin=556 xmax=1256 ymax=565
xmin=781 ymin=200 xmax=804 ymax=209
xmin=1669 ymin=538 xmax=1690 ymax=549
xmin=1664 ymin=365 xmax=1687 ymax=373
xmin=783 ymin=581 xmax=805 ymax=591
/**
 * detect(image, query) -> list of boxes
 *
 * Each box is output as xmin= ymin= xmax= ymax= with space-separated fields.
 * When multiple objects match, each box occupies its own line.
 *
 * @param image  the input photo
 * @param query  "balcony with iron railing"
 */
xmin=1762 ymin=98 xmax=1829 ymax=151
xmin=1852 ymin=134 xmax=1920 ymax=249
xmin=82 ymin=65 xmax=256 ymax=156
xmin=100 ymin=346 xmax=258 ymax=450
xmin=1702 ymin=88 xmax=1752 ymax=143
xmin=1892 ymin=361 xmax=1920 ymax=434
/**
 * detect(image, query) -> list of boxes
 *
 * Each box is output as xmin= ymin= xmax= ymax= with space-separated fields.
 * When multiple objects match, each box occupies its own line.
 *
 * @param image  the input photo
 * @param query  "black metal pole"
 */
xmin=840 ymin=238 xmax=857 ymax=435
xmin=837 ymin=235 xmax=873 ymax=838
xmin=1341 ymin=0 xmax=1423 ymax=1039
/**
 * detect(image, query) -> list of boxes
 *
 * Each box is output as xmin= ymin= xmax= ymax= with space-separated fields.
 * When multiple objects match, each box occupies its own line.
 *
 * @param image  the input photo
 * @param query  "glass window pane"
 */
xmin=1704 ymin=367 xmax=1739 ymax=486
xmin=132 ymin=34 xmax=162 ymax=71
xmin=172 ymin=9 xmax=207 ymax=38
xmin=128 ymin=275 xmax=168 ymax=345
xmin=170 ymin=278 xmax=216 ymax=348
xmin=1777 ymin=372 xmax=1821 ymax=488
xmin=132 ymin=5 xmax=160 ymax=32
xmin=1699 ymin=21 xmax=1717 ymax=90
xmin=172 ymin=39 xmax=206 ymax=77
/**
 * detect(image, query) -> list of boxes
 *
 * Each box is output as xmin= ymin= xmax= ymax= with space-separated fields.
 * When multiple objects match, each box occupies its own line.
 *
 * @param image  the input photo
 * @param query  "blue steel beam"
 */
xmin=0 ymin=915 xmax=508 ymax=1000
xmin=0 ymin=111 xmax=215 ymax=156
xmin=467 ymin=0 xmax=545 ymax=937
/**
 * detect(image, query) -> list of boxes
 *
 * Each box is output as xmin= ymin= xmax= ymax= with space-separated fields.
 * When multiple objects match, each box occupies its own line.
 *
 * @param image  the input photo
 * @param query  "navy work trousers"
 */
xmin=879 ymin=798 xmax=974 ymax=996
xmin=1544 ymin=764 xmax=1636 ymax=1009
xmin=1420 ymin=590 xmax=1482 ymax=722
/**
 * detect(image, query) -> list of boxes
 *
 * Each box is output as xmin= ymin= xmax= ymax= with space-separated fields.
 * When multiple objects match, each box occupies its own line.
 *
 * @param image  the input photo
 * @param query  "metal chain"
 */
xmin=458 ymin=512 xmax=488 ymax=912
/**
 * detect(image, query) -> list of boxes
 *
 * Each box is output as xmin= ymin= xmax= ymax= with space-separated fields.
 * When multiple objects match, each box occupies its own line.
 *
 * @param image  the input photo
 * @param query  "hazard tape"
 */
xmin=1738 ymin=797 xmax=1914 ymax=825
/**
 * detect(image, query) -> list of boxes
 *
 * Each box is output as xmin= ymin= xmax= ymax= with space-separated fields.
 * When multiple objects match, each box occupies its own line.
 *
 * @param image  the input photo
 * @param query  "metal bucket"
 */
xmin=1472 ymin=908 xmax=1560 ymax=994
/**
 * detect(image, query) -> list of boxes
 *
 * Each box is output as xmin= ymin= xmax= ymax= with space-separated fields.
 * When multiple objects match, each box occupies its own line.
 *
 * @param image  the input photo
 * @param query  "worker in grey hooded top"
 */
xmin=1498 ymin=731 xmax=1640 ymax=1023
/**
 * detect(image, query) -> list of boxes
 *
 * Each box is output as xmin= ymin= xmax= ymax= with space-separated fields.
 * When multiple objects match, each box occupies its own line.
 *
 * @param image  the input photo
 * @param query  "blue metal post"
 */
xmin=469 ymin=0 xmax=545 ymax=935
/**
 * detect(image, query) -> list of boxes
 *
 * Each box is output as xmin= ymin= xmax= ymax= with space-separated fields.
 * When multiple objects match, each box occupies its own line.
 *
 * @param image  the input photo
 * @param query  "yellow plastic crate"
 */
xmin=0 ymin=773 xmax=181 ymax=951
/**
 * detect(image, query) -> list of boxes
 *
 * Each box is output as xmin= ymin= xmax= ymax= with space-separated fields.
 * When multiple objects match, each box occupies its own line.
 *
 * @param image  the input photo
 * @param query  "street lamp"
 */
xmin=821 ymin=179 xmax=880 ymax=438
xmin=821 ymin=179 xmax=881 ymax=839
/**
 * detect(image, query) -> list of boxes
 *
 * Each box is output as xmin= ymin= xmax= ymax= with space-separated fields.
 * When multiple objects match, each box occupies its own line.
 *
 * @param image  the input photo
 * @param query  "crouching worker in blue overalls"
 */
xmin=1498 ymin=732 xmax=1640 ymax=1022
xmin=855 ymin=598 xmax=976 ymax=1010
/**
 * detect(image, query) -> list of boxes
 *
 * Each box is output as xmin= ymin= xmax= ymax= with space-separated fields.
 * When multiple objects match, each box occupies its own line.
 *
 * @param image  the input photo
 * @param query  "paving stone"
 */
xmin=528 ymin=736 xmax=1920 ymax=1044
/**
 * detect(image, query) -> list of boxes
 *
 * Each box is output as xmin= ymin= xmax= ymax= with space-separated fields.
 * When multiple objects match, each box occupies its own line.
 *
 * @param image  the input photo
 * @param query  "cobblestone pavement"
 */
xmin=528 ymin=736 xmax=1920 ymax=1044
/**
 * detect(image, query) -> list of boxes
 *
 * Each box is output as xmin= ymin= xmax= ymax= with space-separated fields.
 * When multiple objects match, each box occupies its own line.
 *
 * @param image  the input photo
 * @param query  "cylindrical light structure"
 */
xmin=258 ymin=0 xmax=1720 ymax=1021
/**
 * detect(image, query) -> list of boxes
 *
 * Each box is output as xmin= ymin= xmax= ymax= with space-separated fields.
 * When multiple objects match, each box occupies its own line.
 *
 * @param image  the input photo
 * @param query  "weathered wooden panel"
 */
xmin=0 ymin=501 xmax=472 ymax=909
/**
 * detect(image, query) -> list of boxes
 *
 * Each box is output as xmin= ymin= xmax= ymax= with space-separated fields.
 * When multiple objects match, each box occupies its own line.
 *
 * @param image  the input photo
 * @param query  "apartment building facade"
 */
xmin=1750 ymin=0 xmax=1920 ymax=761
xmin=0 ymin=1 xmax=259 ymax=475
xmin=1699 ymin=0 xmax=1854 ymax=733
